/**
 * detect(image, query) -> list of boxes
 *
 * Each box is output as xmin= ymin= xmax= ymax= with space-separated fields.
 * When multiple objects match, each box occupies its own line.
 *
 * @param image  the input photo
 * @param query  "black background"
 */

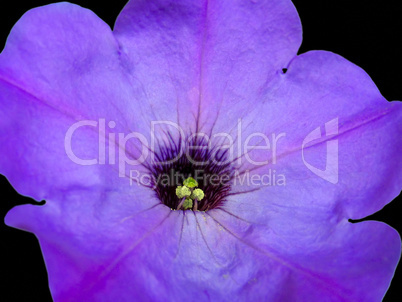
xmin=0 ymin=0 xmax=401 ymax=301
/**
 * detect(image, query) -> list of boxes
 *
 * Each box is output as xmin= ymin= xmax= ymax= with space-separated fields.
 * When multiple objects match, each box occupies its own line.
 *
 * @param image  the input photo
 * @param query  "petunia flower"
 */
xmin=1 ymin=0 xmax=401 ymax=301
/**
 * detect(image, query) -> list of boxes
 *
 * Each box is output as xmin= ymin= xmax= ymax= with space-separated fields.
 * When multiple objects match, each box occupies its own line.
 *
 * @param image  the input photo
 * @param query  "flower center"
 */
xmin=149 ymin=134 xmax=234 ymax=211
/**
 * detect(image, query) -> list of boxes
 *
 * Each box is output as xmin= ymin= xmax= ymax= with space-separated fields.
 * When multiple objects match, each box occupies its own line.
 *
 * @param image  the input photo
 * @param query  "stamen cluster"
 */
xmin=175 ymin=177 xmax=205 ymax=210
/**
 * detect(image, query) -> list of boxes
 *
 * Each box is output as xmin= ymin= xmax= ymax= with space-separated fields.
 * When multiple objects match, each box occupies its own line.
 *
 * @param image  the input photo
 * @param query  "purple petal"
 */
xmin=0 ymin=5 xmax=157 ymax=297
xmin=6 ymin=189 xmax=166 ymax=301
xmin=114 ymin=0 xmax=302 ymax=132
xmin=227 ymin=51 xmax=402 ymax=221
xmin=7 ymin=205 xmax=400 ymax=301
xmin=207 ymin=212 xmax=401 ymax=301
xmin=0 ymin=2 xmax=149 ymax=200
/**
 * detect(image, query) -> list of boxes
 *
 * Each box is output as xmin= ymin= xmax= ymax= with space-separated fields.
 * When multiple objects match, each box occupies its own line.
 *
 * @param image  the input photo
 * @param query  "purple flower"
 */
xmin=1 ymin=0 xmax=401 ymax=301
